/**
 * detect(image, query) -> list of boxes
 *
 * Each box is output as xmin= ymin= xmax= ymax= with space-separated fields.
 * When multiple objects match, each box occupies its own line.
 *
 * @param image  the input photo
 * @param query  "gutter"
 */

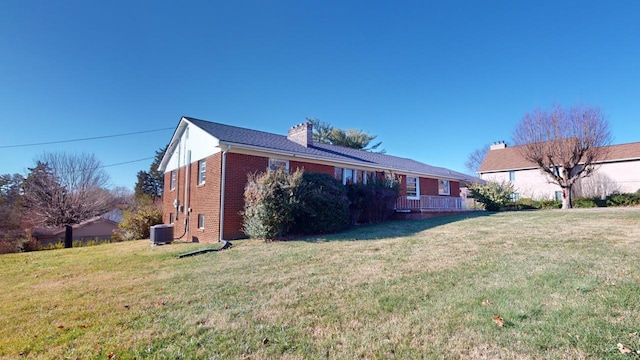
xmin=219 ymin=145 xmax=231 ymax=242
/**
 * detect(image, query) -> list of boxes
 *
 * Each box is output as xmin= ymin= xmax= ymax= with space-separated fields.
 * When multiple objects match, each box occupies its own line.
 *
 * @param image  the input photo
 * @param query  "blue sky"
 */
xmin=2 ymin=1 xmax=639 ymax=189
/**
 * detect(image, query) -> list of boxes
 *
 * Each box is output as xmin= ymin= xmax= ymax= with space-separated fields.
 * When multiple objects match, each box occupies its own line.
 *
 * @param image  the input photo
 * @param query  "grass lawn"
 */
xmin=1 ymin=209 xmax=639 ymax=359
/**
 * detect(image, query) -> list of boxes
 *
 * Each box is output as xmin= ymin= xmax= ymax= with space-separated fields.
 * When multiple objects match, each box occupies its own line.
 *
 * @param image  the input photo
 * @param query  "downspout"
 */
xmin=219 ymin=145 xmax=231 ymax=242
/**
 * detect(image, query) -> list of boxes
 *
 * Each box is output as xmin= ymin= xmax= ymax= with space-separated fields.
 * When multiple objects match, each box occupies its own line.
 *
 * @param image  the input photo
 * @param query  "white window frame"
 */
xmin=268 ymin=158 xmax=289 ymax=172
xmin=198 ymin=159 xmax=206 ymax=185
xmin=406 ymin=176 xmax=419 ymax=199
xmin=170 ymin=170 xmax=176 ymax=190
xmin=438 ymin=179 xmax=450 ymax=195
xmin=197 ymin=214 xmax=205 ymax=229
xmin=344 ymin=169 xmax=355 ymax=184
xmin=509 ymin=171 xmax=515 ymax=181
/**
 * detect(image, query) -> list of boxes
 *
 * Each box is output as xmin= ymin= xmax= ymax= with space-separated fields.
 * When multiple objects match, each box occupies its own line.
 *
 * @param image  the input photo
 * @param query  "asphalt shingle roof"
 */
xmin=184 ymin=117 xmax=476 ymax=182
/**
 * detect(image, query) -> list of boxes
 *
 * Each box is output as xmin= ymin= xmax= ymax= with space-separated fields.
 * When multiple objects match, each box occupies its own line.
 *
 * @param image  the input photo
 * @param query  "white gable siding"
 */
xmin=164 ymin=122 xmax=222 ymax=172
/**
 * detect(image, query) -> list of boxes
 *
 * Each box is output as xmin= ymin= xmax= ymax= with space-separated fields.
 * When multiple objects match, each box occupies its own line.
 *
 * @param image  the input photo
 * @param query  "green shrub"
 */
xmin=243 ymin=169 xmax=303 ymax=240
xmin=346 ymin=176 xmax=399 ymax=224
xmin=573 ymin=197 xmax=600 ymax=208
xmin=538 ymin=199 xmax=562 ymax=209
xmin=292 ymin=173 xmax=350 ymax=235
xmin=115 ymin=203 xmax=163 ymax=240
xmin=469 ymin=181 xmax=515 ymax=211
xmin=606 ymin=193 xmax=640 ymax=207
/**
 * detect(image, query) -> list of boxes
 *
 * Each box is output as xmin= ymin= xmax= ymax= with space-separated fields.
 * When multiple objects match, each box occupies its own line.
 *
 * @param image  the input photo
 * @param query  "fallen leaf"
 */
xmin=108 ymin=352 xmax=115 ymax=359
xmin=482 ymin=299 xmax=492 ymax=306
xmin=57 ymin=325 xmax=64 ymax=329
xmin=124 ymin=305 xmax=130 ymax=309
xmin=617 ymin=343 xmax=633 ymax=354
xmin=81 ymin=325 xmax=89 ymax=329
xmin=93 ymin=344 xmax=99 ymax=350
xmin=492 ymin=315 xmax=504 ymax=328
xmin=262 ymin=337 xmax=269 ymax=345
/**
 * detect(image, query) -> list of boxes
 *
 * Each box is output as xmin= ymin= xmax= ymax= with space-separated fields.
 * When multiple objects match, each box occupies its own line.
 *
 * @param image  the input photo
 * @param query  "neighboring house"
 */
xmin=478 ymin=141 xmax=640 ymax=201
xmin=157 ymin=117 xmax=477 ymax=243
xmin=32 ymin=215 xmax=120 ymax=246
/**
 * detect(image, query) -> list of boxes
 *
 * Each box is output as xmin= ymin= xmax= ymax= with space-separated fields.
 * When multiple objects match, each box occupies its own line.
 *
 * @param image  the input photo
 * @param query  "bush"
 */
xmin=346 ymin=176 xmax=399 ymax=224
xmin=292 ymin=173 xmax=350 ymax=235
xmin=573 ymin=197 xmax=607 ymax=208
xmin=606 ymin=193 xmax=640 ymax=207
xmin=469 ymin=181 xmax=515 ymax=211
xmin=243 ymin=169 xmax=303 ymax=240
xmin=115 ymin=203 xmax=163 ymax=241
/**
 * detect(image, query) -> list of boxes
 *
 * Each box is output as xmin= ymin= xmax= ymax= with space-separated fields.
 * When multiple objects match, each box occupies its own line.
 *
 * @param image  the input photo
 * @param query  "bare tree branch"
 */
xmin=512 ymin=104 xmax=612 ymax=209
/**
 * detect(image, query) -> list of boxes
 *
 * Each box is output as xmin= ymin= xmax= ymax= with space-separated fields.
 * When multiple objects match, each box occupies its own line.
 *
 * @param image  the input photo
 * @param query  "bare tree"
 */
xmin=23 ymin=153 xmax=115 ymax=247
xmin=512 ymin=104 xmax=612 ymax=209
xmin=465 ymin=144 xmax=490 ymax=174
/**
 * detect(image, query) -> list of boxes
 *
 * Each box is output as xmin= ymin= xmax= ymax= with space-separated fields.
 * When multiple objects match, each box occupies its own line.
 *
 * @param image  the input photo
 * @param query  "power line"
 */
xmin=101 ymin=157 xmax=155 ymax=168
xmin=0 ymin=127 xmax=174 ymax=149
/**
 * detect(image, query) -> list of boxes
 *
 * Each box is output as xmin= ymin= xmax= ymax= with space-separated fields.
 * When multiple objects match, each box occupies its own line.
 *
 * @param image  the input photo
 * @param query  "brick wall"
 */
xmin=222 ymin=153 xmax=269 ymax=239
xmin=420 ymin=178 xmax=438 ymax=195
xmin=162 ymin=153 xmax=222 ymax=243
xmin=289 ymin=160 xmax=333 ymax=175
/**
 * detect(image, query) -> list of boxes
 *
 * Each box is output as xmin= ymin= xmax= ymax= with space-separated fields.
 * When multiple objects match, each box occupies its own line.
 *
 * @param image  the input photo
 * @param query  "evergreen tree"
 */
xmin=134 ymin=146 xmax=166 ymax=201
xmin=306 ymin=118 xmax=385 ymax=153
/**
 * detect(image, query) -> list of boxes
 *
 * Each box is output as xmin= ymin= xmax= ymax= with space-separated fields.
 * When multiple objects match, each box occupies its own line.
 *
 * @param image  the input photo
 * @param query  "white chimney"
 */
xmin=490 ymin=140 xmax=507 ymax=150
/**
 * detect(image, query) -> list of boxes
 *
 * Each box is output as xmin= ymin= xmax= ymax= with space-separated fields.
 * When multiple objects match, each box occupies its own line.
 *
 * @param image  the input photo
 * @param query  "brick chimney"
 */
xmin=287 ymin=122 xmax=313 ymax=147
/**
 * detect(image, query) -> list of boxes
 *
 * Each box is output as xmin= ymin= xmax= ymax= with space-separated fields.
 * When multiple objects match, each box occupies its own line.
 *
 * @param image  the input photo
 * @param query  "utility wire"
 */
xmin=0 ymin=127 xmax=174 ymax=149
xmin=101 ymin=157 xmax=155 ymax=168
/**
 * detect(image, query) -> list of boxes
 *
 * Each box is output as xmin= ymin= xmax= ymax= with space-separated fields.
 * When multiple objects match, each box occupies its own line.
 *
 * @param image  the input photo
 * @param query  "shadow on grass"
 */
xmin=300 ymin=211 xmax=493 ymax=243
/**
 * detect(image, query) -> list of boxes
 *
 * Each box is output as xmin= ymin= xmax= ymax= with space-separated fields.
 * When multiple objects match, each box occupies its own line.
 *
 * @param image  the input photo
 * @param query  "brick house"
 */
xmin=157 ymin=117 xmax=476 ymax=243
xmin=478 ymin=141 xmax=640 ymax=201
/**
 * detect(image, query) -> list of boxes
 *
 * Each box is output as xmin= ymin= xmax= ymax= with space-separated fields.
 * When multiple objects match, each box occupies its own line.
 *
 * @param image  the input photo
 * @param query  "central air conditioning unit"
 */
xmin=150 ymin=224 xmax=174 ymax=245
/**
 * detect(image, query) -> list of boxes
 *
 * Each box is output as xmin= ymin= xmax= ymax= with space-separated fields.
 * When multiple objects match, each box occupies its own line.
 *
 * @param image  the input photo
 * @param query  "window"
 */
xmin=510 ymin=193 xmax=520 ymax=201
xmin=334 ymin=167 xmax=343 ymax=183
xmin=170 ymin=170 xmax=176 ymax=190
xmin=555 ymin=191 xmax=563 ymax=201
xmin=438 ymin=179 xmax=450 ymax=195
xmin=509 ymin=171 xmax=515 ymax=181
xmin=356 ymin=170 xmax=364 ymax=184
xmin=366 ymin=171 xmax=374 ymax=184
xmin=406 ymin=176 xmax=419 ymax=199
xmin=198 ymin=160 xmax=206 ymax=185
xmin=344 ymin=169 xmax=354 ymax=184
xmin=169 ymin=213 xmax=175 ymax=224
xmin=197 ymin=214 xmax=205 ymax=229
xmin=269 ymin=158 xmax=289 ymax=172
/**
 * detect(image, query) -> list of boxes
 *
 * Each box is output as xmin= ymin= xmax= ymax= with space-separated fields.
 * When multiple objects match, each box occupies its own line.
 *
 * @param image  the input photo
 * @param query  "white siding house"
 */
xmin=478 ymin=141 xmax=640 ymax=200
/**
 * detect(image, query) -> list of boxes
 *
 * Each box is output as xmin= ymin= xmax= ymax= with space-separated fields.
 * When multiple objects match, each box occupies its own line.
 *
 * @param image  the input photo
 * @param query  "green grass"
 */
xmin=1 ymin=209 xmax=639 ymax=359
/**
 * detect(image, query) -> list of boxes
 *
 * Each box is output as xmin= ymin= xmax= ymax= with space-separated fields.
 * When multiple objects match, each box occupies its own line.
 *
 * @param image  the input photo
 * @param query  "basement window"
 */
xmin=198 ymin=214 xmax=205 ymax=229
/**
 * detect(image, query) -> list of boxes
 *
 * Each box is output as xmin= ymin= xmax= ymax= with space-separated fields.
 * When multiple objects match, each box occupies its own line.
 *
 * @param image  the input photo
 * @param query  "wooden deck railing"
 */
xmin=395 ymin=195 xmax=464 ymax=211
